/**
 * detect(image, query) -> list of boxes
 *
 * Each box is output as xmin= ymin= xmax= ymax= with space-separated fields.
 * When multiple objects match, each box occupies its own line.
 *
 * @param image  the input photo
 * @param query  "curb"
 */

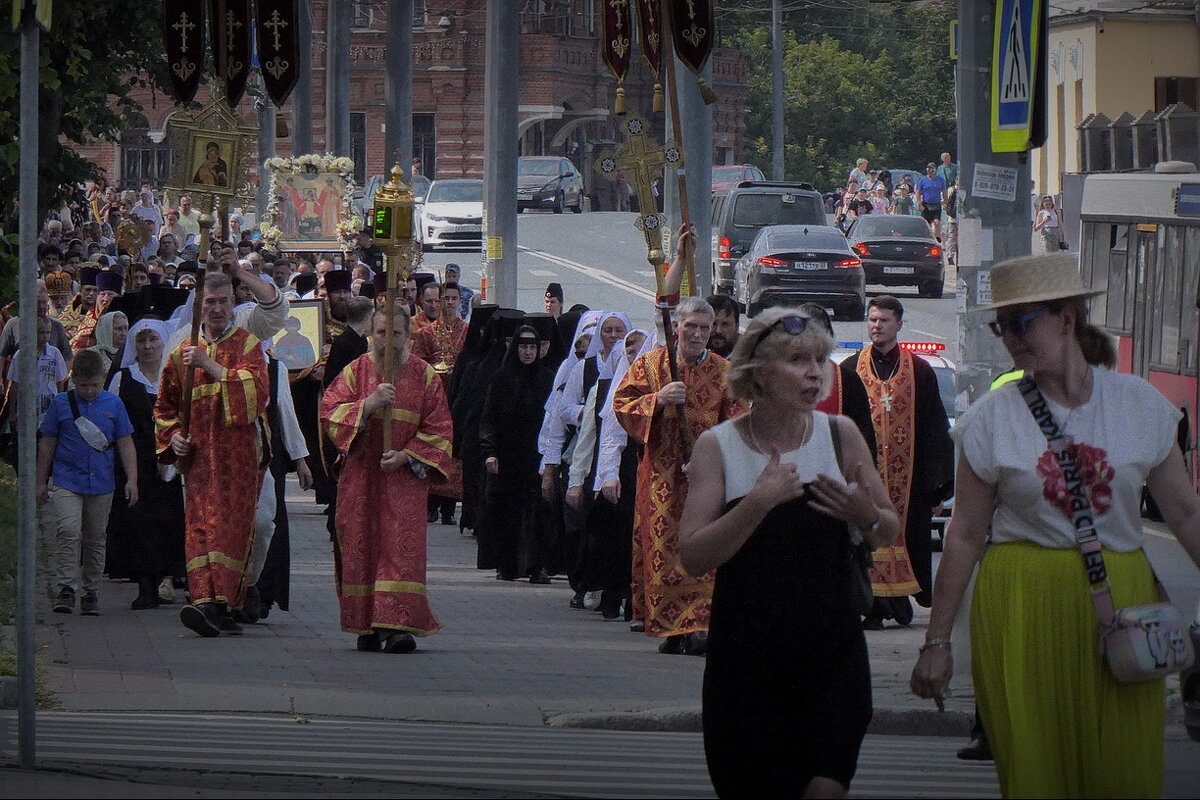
xmin=545 ymin=705 xmax=973 ymax=737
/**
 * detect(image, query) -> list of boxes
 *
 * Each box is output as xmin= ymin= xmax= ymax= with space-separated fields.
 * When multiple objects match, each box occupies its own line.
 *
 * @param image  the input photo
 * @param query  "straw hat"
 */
xmin=981 ymin=253 xmax=1105 ymax=311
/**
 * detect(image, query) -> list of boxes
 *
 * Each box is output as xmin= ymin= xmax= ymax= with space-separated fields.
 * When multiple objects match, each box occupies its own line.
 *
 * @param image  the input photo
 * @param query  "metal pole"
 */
xmin=256 ymin=93 xmax=275 ymax=219
xmin=16 ymin=9 xmax=39 ymax=770
xmin=292 ymin=0 xmax=313 ymax=155
xmin=663 ymin=52 xmax=714 ymax=298
xmin=956 ymin=0 xmax=1034 ymax=404
xmin=385 ymin=0 xmax=414 ymax=174
xmin=483 ymin=0 xmax=519 ymax=308
xmin=771 ymin=0 xmax=785 ymax=181
xmin=325 ymin=0 xmax=351 ymax=156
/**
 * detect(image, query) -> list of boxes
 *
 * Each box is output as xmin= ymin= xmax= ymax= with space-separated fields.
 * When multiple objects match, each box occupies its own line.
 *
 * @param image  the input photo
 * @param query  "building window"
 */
xmin=1155 ymin=77 xmax=1200 ymax=112
xmin=351 ymin=112 xmax=367 ymax=185
xmin=120 ymin=114 xmax=171 ymax=191
xmin=353 ymin=1 xmax=373 ymax=29
xmin=414 ymin=114 xmax=436 ymax=177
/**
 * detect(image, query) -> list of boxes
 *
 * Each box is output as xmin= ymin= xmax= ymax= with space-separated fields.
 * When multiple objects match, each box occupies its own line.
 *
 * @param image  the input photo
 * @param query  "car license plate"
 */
xmin=794 ymin=261 xmax=825 ymax=270
xmin=883 ymin=266 xmax=914 ymax=274
xmin=448 ymin=225 xmax=479 ymax=232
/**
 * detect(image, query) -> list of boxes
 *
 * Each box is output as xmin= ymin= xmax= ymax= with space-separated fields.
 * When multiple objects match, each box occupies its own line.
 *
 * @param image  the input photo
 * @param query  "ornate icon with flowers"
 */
xmin=260 ymin=154 xmax=362 ymax=253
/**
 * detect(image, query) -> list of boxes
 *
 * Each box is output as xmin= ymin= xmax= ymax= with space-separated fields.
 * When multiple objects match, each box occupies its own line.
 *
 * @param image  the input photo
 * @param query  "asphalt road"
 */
xmin=415 ymin=211 xmax=960 ymax=359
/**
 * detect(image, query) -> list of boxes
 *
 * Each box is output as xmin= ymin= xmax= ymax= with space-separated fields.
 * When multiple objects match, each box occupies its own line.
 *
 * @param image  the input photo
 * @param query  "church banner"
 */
xmin=210 ymin=0 xmax=252 ymax=108
xmin=601 ymin=0 xmax=632 ymax=113
xmin=667 ymin=0 xmax=714 ymax=76
xmin=635 ymin=0 xmax=662 ymax=78
xmin=162 ymin=0 xmax=205 ymax=105
xmin=255 ymin=0 xmax=299 ymax=107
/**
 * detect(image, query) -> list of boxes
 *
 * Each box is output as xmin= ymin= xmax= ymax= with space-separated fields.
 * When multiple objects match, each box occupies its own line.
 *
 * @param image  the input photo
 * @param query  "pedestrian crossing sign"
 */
xmin=991 ymin=0 xmax=1046 ymax=152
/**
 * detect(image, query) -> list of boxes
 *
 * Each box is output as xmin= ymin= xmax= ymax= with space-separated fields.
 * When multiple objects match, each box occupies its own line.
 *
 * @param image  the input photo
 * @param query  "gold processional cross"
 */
xmin=593 ymin=116 xmax=683 ymax=294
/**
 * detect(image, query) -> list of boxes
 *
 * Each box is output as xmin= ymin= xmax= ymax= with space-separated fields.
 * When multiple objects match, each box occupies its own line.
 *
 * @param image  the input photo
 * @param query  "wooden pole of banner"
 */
xmin=178 ymin=213 xmax=215 ymax=460
xmin=660 ymin=3 xmax=696 ymax=295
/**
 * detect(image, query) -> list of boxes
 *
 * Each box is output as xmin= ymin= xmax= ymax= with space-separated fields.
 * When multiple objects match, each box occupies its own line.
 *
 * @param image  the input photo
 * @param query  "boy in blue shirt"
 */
xmin=36 ymin=349 xmax=137 ymax=615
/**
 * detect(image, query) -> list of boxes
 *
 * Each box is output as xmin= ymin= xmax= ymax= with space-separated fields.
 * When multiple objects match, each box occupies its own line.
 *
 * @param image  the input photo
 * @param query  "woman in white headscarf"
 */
xmin=568 ymin=328 xmax=654 ymax=619
xmin=88 ymin=310 xmax=128 ymax=378
xmin=105 ymin=319 xmax=185 ymax=610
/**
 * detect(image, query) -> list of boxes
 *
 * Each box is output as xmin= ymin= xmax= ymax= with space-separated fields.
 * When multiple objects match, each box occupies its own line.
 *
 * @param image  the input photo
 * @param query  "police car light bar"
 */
xmin=836 ymin=341 xmax=946 ymax=353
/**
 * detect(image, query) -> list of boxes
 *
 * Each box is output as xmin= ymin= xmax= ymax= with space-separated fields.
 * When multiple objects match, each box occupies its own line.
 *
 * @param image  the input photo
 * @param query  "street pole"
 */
xmin=256 ymin=92 xmax=275 ymax=219
xmin=771 ymin=0 xmax=785 ymax=181
xmin=16 ymin=8 xmax=39 ymax=770
xmin=664 ymin=56 xmax=714 ymax=298
xmin=955 ymin=0 xmax=1033 ymax=404
xmin=325 ymin=0 xmax=351 ymax=157
xmin=385 ymin=0 xmax=414 ymax=174
xmin=292 ymin=0 xmax=313 ymax=155
xmin=482 ymin=0 xmax=519 ymax=307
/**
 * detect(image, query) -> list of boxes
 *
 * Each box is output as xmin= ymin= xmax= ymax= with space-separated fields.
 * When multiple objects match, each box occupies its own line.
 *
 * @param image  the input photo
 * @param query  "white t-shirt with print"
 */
xmin=952 ymin=367 xmax=1179 ymax=552
xmin=7 ymin=343 xmax=68 ymax=421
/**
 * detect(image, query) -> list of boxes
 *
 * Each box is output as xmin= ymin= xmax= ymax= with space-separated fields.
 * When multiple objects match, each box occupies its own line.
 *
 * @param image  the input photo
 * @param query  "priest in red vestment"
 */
xmin=321 ymin=304 xmax=453 ymax=654
xmin=155 ymin=271 xmax=269 ymax=637
xmin=612 ymin=296 xmax=747 ymax=654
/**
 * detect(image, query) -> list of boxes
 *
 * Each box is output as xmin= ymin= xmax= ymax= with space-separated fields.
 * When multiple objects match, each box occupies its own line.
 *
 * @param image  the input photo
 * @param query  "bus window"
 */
xmin=1083 ymin=222 xmax=1109 ymax=325
xmin=1106 ymin=225 xmax=1132 ymax=334
xmin=1151 ymin=226 xmax=1183 ymax=371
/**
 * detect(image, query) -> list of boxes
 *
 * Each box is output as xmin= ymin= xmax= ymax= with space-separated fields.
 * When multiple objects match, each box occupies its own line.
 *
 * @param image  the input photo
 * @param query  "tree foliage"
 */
xmin=0 ymin=1 xmax=166 ymax=241
xmin=722 ymin=0 xmax=957 ymax=191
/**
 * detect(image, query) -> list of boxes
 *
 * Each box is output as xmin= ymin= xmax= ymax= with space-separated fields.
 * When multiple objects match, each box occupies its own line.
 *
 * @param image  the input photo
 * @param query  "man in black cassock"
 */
xmin=840 ymin=295 xmax=953 ymax=629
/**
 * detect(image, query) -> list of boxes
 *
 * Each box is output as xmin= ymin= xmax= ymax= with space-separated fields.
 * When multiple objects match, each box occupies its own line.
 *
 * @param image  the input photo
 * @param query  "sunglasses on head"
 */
xmin=751 ymin=315 xmax=810 ymax=356
xmin=988 ymin=307 xmax=1056 ymax=337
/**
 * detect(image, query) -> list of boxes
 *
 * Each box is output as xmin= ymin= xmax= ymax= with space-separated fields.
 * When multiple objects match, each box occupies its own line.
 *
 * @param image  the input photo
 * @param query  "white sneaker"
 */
xmin=158 ymin=577 xmax=176 ymax=604
xmin=583 ymin=590 xmax=602 ymax=610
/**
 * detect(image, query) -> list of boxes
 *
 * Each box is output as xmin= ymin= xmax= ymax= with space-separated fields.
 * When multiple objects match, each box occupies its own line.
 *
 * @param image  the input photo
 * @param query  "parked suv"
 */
xmin=710 ymin=181 xmax=825 ymax=296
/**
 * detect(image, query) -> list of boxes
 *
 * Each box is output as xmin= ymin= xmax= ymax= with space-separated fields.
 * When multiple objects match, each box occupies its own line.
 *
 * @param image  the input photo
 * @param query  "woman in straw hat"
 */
xmin=910 ymin=253 xmax=1200 ymax=797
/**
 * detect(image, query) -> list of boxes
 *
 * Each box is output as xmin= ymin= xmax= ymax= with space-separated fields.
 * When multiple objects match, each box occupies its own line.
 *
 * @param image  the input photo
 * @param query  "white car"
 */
xmin=417 ymin=178 xmax=483 ymax=252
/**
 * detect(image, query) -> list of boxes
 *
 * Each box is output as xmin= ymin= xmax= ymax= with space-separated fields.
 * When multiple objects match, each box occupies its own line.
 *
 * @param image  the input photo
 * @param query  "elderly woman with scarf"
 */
xmin=105 ymin=318 xmax=186 ymax=609
xmin=87 ymin=310 xmax=128 ymax=381
xmin=479 ymin=324 xmax=556 ymax=582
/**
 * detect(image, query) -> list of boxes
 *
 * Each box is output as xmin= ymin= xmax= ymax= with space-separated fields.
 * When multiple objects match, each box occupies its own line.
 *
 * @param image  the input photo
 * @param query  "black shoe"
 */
xmin=382 ymin=631 xmax=417 ymax=654
xmin=657 ymin=635 xmax=686 ymax=655
xmin=957 ymin=736 xmax=993 ymax=761
xmin=180 ymin=604 xmax=221 ymax=638
xmin=427 ymin=509 xmax=439 ymax=524
xmin=241 ymin=585 xmax=262 ymax=624
xmin=569 ymin=591 xmax=586 ymax=609
xmin=131 ymin=577 xmax=161 ymax=610
xmin=861 ymin=613 xmax=885 ymax=631
xmin=80 ymin=593 xmax=100 ymax=616
xmin=441 ymin=515 xmax=455 ymax=526
xmin=599 ymin=590 xmax=621 ymax=620
xmin=357 ymin=632 xmax=382 ymax=652
xmin=53 ymin=587 xmax=75 ymax=614
xmin=529 ymin=569 xmax=552 ymax=585
xmin=891 ymin=596 xmax=914 ymax=626
xmin=683 ymin=631 xmax=708 ymax=656
xmin=219 ymin=615 xmax=244 ymax=635
xmin=629 ymin=620 xmax=645 ymax=632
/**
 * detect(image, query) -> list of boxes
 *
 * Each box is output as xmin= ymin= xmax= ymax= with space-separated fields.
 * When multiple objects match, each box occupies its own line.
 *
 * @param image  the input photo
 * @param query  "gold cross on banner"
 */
xmin=593 ymin=116 xmax=683 ymax=293
xmin=262 ymin=9 xmax=289 ymax=51
xmin=172 ymin=12 xmax=197 ymax=51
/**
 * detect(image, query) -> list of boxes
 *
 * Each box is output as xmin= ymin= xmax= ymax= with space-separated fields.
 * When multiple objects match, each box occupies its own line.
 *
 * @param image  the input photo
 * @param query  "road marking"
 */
xmin=528 ymin=269 xmax=557 ymax=277
xmin=634 ymin=270 xmax=657 ymax=278
xmin=520 ymin=246 xmax=657 ymax=302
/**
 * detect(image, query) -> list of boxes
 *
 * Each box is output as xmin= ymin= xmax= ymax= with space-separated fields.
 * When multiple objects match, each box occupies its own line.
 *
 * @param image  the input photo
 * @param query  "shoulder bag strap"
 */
xmin=1015 ymin=376 xmax=1122 ymax=626
xmin=828 ymin=414 xmax=842 ymax=472
xmin=67 ymin=389 xmax=81 ymax=420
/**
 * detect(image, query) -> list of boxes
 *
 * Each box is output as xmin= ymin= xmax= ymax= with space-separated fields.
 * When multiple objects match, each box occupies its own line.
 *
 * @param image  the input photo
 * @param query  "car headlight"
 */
xmin=424 ymin=213 xmax=445 ymax=223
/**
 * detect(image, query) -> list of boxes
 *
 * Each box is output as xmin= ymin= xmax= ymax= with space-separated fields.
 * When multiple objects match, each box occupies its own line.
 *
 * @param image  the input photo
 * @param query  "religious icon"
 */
xmin=271 ymin=300 xmax=324 ymax=371
xmin=192 ymin=140 xmax=229 ymax=187
xmin=179 ymin=128 xmax=243 ymax=198
xmin=262 ymin=154 xmax=359 ymax=252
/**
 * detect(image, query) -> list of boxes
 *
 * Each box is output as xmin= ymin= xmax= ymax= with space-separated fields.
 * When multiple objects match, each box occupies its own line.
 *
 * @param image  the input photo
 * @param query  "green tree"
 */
xmin=0 ymin=2 xmax=165 ymax=294
xmin=722 ymin=0 xmax=956 ymax=192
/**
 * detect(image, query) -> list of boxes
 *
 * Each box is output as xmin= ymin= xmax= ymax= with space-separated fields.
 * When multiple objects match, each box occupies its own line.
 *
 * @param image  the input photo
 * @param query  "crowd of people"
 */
xmin=9 ymin=176 xmax=1200 ymax=797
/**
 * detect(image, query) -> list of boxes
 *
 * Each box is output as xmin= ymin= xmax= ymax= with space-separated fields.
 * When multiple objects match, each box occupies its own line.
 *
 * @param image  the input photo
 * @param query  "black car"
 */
xmin=733 ymin=224 xmax=866 ymax=320
xmin=516 ymin=156 xmax=584 ymax=214
xmin=844 ymin=214 xmax=946 ymax=298
xmin=710 ymin=181 xmax=825 ymax=296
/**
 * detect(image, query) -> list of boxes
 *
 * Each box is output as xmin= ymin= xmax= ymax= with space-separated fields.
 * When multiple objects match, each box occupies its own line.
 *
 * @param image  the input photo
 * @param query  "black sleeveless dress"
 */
xmin=702 ymin=425 xmax=872 ymax=797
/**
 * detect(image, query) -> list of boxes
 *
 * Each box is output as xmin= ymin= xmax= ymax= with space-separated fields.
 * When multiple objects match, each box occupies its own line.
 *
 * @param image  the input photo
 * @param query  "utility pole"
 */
xmin=664 ymin=57 xmax=715 ymax=298
xmin=482 ymin=0 xmax=519 ymax=307
xmin=292 ymin=0 xmax=313 ymax=155
xmin=955 ymin=0 xmax=1033 ymax=404
xmin=385 ymin=0 xmax=414 ymax=175
xmin=771 ymin=0 xmax=785 ymax=181
xmin=16 ymin=3 xmax=39 ymax=770
xmin=325 ymin=0 xmax=351 ymax=156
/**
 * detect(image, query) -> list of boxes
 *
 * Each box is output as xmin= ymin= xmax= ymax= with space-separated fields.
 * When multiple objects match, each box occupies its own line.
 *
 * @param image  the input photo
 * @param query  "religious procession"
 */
xmin=5 ymin=1 xmax=1200 ymax=798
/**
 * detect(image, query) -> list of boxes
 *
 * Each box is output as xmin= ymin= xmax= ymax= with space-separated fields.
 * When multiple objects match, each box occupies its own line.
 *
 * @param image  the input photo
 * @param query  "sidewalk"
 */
xmin=15 ymin=482 xmax=974 ymax=734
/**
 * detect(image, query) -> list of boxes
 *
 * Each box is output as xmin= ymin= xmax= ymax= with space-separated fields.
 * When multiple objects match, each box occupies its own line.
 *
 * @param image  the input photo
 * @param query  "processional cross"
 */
xmin=593 ymin=116 xmax=682 ymax=292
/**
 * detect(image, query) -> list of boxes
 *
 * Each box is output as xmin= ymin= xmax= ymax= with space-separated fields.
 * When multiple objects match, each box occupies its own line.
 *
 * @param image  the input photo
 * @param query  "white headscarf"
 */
xmin=583 ymin=311 xmax=632 ymax=366
xmin=92 ymin=311 xmax=128 ymax=359
xmin=595 ymin=328 xmax=654 ymax=488
xmin=120 ymin=318 xmax=169 ymax=393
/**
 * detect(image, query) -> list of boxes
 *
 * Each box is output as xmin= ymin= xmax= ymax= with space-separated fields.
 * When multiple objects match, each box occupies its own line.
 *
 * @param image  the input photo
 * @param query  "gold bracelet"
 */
xmin=919 ymin=638 xmax=951 ymax=654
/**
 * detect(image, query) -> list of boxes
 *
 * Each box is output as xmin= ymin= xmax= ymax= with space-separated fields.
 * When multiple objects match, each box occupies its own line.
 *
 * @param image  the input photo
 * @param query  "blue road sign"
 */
xmin=991 ymin=0 xmax=1042 ymax=152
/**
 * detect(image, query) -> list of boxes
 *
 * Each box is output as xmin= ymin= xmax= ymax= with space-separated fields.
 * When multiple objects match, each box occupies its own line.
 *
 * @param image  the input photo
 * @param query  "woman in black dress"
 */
xmin=105 ymin=318 xmax=186 ymax=609
xmin=479 ymin=324 xmax=554 ymax=582
xmin=679 ymin=307 xmax=900 ymax=798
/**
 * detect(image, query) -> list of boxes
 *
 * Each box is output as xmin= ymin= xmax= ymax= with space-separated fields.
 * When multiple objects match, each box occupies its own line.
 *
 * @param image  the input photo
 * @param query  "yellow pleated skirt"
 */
xmin=971 ymin=541 xmax=1165 ymax=799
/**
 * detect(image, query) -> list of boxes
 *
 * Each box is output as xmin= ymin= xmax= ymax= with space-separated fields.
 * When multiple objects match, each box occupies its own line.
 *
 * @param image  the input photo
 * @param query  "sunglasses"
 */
xmin=988 ymin=307 xmax=1056 ymax=337
xmin=751 ymin=315 xmax=810 ymax=356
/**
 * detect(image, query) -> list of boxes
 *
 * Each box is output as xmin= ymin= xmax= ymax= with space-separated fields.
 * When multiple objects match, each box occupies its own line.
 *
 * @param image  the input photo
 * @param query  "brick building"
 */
xmin=78 ymin=1 xmax=750 ymax=209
